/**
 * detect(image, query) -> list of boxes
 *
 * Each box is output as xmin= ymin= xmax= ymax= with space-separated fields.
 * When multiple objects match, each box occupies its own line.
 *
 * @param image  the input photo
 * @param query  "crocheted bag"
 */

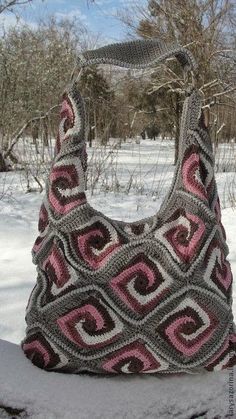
xmin=22 ymin=38 xmax=236 ymax=374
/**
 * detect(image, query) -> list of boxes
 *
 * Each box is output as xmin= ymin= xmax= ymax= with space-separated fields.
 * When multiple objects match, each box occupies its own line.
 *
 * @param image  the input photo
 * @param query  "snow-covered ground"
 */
xmin=0 ymin=338 xmax=232 ymax=418
xmin=0 ymin=139 xmax=235 ymax=418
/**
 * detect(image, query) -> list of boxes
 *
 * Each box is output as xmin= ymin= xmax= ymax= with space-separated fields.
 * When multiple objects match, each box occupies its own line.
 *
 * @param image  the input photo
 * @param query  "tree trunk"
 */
xmin=88 ymin=126 xmax=93 ymax=147
xmin=128 ymin=111 xmax=137 ymax=139
xmin=0 ymin=151 xmax=8 ymax=172
xmin=94 ymin=108 xmax=98 ymax=141
xmin=43 ymin=119 xmax=49 ymax=147
xmin=174 ymin=94 xmax=181 ymax=165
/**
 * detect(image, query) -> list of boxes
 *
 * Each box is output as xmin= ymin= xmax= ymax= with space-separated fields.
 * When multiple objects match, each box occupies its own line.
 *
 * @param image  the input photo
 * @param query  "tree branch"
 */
xmin=3 ymin=105 xmax=59 ymax=159
xmin=0 ymin=0 xmax=33 ymax=15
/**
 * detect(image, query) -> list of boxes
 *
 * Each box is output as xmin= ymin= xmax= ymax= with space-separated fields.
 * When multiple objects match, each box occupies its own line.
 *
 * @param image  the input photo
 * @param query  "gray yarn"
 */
xmin=77 ymin=38 xmax=197 ymax=73
xmin=21 ymin=38 xmax=236 ymax=375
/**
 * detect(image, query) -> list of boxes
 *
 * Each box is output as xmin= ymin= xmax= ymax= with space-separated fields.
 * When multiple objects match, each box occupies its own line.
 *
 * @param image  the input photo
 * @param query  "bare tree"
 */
xmin=114 ymin=0 xmax=236 ymax=163
xmin=0 ymin=17 xmax=89 ymax=171
xmin=0 ymin=0 xmax=33 ymax=15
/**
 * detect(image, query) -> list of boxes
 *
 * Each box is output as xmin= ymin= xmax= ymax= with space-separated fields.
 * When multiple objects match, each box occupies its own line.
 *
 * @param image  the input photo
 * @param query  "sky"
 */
xmin=0 ymin=0 xmax=147 ymax=44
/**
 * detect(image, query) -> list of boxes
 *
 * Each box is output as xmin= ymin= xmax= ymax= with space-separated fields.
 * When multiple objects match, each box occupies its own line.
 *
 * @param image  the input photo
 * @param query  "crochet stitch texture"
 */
xmin=22 ymin=38 xmax=236 ymax=374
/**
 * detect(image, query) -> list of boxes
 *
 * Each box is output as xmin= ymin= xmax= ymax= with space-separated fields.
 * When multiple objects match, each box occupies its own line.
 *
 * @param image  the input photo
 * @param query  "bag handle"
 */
xmin=77 ymin=38 xmax=197 ymax=75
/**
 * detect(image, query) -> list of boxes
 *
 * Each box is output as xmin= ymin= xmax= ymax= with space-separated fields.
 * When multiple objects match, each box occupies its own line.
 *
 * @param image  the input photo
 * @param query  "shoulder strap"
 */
xmin=77 ymin=38 xmax=197 ymax=74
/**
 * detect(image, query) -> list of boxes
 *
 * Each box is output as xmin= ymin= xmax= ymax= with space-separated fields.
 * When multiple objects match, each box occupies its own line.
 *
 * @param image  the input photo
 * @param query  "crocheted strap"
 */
xmin=77 ymin=38 xmax=197 ymax=74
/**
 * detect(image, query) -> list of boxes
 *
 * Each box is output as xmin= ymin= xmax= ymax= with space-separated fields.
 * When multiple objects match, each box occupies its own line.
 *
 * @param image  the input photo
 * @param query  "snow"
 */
xmin=0 ymin=338 xmax=232 ymax=418
xmin=0 ymin=139 xmax=235 ymax=418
